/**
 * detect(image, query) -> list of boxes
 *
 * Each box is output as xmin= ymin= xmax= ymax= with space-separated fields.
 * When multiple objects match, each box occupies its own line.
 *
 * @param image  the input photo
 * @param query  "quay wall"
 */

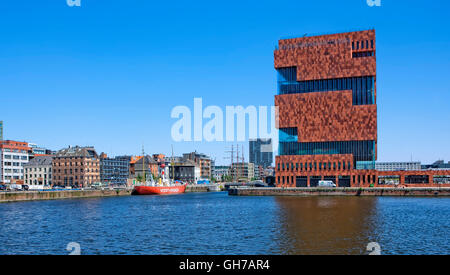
xmin=186 ymin=184 xmax=222 ymax=192
xmin=0 ymin=189 xmax=132 ymax=203
xmin=228 ymin=187 xmax=450 ymax=197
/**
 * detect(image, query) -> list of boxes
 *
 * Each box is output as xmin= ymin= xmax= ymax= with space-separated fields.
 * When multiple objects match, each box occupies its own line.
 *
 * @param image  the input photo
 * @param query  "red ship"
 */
xmin=132 ymin=150 xmax=187 ymax=195
xmin=133 ymin=183 xmax=187 ymax=195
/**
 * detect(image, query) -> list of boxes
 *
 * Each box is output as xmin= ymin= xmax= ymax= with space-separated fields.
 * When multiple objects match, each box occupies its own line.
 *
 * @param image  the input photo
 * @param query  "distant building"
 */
xmin=213 ymin=165 xmax=230 ymax=181
xmin=252 ymin=165 xmax=264 ymax=180
xmin=0 ymin=121 xmax=3 ymax=141
xmin=183 ymin=151 xmax=212 ymax=179
xmin=165 ymin=156 xmax=183 ymax=164
xmin=263 ymin=166 xmax=275 ymax=177
xmin=52 ymin=146 xmax=100 ymax=187
xmin=0 ymin=140 xmax=30 ymax=184
xmin=24 ymin=156 xmax=52 ymax=188
xmin=100 ymin=153 xmax=130 ymax=186
xmin=169 ymin=159 xmax=200 ymax=184
xmin=375 ymin=162 xmax=422 ymax=171
xmin=422 ymin=160 xmax=450 ymax=170
xmin=132 ymin=156 xmax=159 ymax=180
xmin=28 ymin=143 xmax=47 ymax=155
xmin=249 ymin=138 xmax=273 ymax=168
xmin=27 ymin=143 xmax=53 ymax=160
xmin=152 ymin=154 xmax=165 ymax=163
xmin=230 ymin=162 xmax=255 ymax=181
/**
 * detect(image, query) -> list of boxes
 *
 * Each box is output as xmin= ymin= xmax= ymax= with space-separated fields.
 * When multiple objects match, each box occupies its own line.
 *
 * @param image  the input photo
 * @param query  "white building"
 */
xmin=213 ymin=165 xmax=230 ymax=181
xmin=24 ymin=156 xmax=53 ymax=189
xmin=0 ymin=140 xmax=30 ymax=184
xmin=375 ymin=162 xmax=422 ymax=171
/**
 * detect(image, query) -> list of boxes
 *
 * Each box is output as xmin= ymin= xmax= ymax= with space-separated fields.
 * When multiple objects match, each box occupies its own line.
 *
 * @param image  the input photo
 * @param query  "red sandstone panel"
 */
xmin=275 ymin=90 xmax=377 ymax=142
xmin=274 ymin=30 xmax=376 ymax=81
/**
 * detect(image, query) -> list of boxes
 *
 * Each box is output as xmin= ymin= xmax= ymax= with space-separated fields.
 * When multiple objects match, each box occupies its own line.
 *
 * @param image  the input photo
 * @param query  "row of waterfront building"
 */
xmin=1 ymin=137 xmax=449 ymax=189
xmin=0 ymin=136 xmax=277 ymax=188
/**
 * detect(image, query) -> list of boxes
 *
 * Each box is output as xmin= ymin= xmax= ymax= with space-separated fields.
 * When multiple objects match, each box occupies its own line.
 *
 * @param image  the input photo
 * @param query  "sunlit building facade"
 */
xmin=274 ymin=30 xmax=450 ymax=187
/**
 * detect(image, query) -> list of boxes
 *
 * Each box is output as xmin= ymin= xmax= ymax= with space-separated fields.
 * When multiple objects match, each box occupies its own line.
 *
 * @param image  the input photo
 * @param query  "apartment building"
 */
xmin=0 ymin=140 xmax=30 ymax=184
xmin=52 ymin=146 xmax=100 ymax=187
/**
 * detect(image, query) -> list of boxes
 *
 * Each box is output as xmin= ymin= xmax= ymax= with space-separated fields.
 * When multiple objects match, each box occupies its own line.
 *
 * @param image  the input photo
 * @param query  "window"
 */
xmin=277 ymin=70 xmax=375 ymax=105
xmin=352 ymin=51 xmax=374 ymax=58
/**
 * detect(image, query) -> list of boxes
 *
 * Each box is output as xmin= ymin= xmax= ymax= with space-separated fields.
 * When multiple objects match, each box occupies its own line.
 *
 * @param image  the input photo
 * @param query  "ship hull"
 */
xmin=133 ymin=184 xmax=187 ymax=195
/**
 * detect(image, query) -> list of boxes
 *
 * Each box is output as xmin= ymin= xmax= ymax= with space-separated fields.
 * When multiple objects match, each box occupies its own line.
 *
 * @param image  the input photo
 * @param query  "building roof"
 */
xmin=24 ymin=156 xmax=53 ymax=167
xmin=55 ymin=146 xmax=98 ymax=158
xmin=173 ymin=159 xmax=197 ymax=167
xmin=134 ymin=155 xmax=157 ymax=165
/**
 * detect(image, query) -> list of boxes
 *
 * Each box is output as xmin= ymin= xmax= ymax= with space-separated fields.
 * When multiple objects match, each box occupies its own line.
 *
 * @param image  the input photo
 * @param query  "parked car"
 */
xmin=0 ymin=184 xmax=6 ymax=191
xmin=22 ymin=185 xmax=29 ymax=191
xmin=318 ymin=180 xmax=337 ymax=187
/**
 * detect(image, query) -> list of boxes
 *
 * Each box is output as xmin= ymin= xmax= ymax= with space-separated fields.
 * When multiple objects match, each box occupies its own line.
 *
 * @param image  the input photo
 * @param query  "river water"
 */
xmin=0 ymin=192 xmax=449 ymax=255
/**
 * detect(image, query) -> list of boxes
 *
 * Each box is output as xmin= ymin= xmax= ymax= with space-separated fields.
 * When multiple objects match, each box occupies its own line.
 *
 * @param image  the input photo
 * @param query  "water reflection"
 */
xmin=274 ymin=196 xmax=378 ymax=255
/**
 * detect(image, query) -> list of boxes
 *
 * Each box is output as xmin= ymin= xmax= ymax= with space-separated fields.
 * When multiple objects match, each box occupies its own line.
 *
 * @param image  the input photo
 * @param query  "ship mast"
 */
xmin=142 ymin=145 xmax=145 ymax=183
xmin=171 ymin=144 xmax=174 ymax=182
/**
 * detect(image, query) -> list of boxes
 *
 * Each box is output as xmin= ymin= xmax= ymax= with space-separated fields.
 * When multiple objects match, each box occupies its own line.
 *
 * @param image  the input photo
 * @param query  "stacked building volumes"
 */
xmin=274 ymin=30 xmax=450 ymax=187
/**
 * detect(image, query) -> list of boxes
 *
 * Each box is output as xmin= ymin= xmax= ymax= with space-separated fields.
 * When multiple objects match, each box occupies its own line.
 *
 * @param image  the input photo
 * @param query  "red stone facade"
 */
xmin=274 ymin=30 xmax=450 ymax=188
xmin=276 ymin=155 xmax=450 ymax=187
xmin=276 ymin=90 xmax=377 ymax=143
xmin=275 ymin=30 xmax=376 ymax=81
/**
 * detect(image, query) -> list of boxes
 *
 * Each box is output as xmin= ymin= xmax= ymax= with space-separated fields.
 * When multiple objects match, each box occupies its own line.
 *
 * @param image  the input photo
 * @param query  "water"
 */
xmin=0 ymin=192 xmax=449 ymax=255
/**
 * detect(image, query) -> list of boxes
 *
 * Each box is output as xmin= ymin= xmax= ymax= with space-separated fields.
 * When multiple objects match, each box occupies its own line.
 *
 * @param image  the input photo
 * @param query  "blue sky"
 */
xmin=0 ymin=0 xmax=449 ymax=165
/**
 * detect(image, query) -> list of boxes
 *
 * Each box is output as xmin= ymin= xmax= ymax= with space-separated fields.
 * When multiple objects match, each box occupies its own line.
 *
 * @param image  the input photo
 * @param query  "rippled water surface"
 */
xmin=0 ymin=192 xmax=449 ymax=255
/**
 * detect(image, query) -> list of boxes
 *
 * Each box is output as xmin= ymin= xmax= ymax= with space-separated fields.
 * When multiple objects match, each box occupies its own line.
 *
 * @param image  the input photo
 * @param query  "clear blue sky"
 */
xmin=1 ymin=0 xmax=449 ymax=165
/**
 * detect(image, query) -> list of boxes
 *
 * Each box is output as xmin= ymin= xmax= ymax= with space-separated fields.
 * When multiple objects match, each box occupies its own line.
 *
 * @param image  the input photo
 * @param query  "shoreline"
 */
xmin=228 ymin=187 xmax=450 ymax=197
xmin=0 ymin=184 xmax=222 ymax=203
xmin=0 ymin=189 xmax=132 ymax=203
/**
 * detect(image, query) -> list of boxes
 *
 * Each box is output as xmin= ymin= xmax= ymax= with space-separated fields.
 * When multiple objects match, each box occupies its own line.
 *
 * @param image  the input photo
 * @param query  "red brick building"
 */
xmin=52 ymin=146 xmax=100 ymax=187
xmin=274 ymin=30 xmax=450 ymax=187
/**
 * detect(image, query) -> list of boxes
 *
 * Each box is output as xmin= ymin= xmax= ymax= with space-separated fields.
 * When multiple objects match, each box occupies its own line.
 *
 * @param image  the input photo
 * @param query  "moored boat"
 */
xmin=133 ymin=183 xmax=187 ymax=195
xmin=132 ymin=147 xmax=187 ymax=195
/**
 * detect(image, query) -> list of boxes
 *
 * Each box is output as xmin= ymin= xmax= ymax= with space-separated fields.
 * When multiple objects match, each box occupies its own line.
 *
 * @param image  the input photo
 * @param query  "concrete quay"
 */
xmin=0 ymin=189 xmax=132 ymax=203
xmin=228 ymin=187 xmax=450 ymax=197
xmin=186 ymin=184 xmax=222 ymax=192
xmin=0 ymin=184 xmax=224 ymax=203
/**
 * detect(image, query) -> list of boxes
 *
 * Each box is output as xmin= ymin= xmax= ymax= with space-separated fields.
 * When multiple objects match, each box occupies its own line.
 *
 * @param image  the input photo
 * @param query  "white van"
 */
xmin=318 ymin=180 xmax=336 ymax=187
xmin=9 ymin=184 xmax=23 ymax=191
